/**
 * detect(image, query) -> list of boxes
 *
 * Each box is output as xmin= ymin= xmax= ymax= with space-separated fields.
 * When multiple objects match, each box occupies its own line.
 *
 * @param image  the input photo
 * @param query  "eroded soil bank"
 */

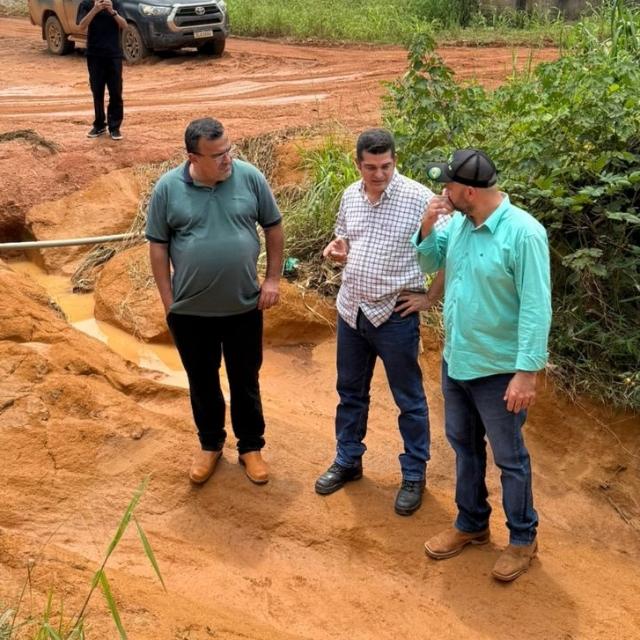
xmin=1 ymin=259 xmax=639 ymax=639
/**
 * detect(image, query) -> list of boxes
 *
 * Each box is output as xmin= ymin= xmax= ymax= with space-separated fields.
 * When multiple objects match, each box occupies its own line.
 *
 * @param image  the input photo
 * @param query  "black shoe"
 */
xmin=315 ymin=462 xmax=363 ymax=495
xmin=87 ymin=126 xmax=107 ymax=138
xmin=110 ymin=129 xmax=123 ymax=140
xmin=394 ymin=478 xmax=426 ymax=516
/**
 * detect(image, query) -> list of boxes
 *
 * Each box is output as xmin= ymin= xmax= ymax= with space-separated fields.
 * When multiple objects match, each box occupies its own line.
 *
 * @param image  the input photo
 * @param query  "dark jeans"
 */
xmin=167 ymin=309 xmax=265 ymax=454
xmin=87 ymin=56 xmax=123 ymax=132
xmin=441 ymin=360 xmax=538 ymax=545
xmin=334 ymin=310 xmax=430 ymax=481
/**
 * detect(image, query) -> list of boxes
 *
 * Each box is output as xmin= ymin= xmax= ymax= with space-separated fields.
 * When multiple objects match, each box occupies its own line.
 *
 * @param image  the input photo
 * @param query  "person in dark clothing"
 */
xmin=77 ymin=0 xmax=127 ymax=140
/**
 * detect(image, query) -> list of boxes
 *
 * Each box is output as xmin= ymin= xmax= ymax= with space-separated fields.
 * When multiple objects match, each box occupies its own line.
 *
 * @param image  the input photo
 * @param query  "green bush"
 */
xmin=384 ymin=2 xmax=640 ymax=409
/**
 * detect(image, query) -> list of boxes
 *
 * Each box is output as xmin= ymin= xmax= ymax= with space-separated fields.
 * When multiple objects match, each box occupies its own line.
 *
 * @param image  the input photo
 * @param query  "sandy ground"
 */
xmin=0 ymin=16 xmax=639 ymax=640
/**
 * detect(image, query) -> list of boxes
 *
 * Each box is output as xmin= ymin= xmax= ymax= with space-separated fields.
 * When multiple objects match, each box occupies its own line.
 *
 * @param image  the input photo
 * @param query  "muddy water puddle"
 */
xmin=9 ymin=260 xmax=189 ymax=388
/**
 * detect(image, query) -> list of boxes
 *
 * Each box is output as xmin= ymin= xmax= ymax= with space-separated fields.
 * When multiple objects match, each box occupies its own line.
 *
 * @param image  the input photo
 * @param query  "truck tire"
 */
xmin=122 ymin=23 xmax=149 ymax=64
xmin=45 ymin=15 xmax=75 ymax=56
xmin=197 ymin=38 xmax=225 ymax=56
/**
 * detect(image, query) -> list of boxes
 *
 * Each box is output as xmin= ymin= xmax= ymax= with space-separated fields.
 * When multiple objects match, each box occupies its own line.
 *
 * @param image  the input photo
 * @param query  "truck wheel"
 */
xmin=122 ymin=23 xmax=149 ymax=64
xmin=45 ymin=15 xmax=75 ymax=55
xmin=197 ymin=38 xmax=225 ymax=56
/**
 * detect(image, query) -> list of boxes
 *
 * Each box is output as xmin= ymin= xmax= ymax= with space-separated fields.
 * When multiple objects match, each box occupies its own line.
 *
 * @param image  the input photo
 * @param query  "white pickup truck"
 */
xmin=27 ymin=0 xmax=229 ymax=63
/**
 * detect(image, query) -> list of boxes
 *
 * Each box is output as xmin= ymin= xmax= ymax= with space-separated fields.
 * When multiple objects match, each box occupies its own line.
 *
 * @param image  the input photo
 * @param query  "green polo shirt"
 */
xmin=412 ymin=195 xmax=551 ymax=380
xmin=146 ymin=159 xmax=281 ymax=316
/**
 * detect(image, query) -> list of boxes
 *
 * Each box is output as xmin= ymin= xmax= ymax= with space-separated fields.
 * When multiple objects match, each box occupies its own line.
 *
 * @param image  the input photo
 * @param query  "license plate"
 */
xmin=194 ymin=29 xmax=214 ymax=38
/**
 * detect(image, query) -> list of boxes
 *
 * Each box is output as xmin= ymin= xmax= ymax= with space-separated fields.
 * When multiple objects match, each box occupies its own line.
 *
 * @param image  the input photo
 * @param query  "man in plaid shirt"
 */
xmin=315 ymin=128 xmax=451 ymax=515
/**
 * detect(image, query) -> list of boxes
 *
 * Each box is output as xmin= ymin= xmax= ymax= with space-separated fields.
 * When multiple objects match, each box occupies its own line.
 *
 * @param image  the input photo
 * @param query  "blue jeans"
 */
xmin=441 ymin=360 xmax=538 ymax=545
xmin=334 ymin=311 xmax=430 ymax=481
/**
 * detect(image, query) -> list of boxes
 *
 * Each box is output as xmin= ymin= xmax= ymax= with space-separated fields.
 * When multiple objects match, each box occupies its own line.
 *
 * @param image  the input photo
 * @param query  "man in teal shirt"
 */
xmin=413 ymin=149 xmax=551 ymax=582
xmin=147 ymin=118 xmax=284 ymax=487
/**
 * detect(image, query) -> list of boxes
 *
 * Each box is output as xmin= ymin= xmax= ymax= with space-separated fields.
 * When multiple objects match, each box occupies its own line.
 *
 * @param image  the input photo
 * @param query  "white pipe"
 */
xmin=0 ymin=233 xmax=145 ymax=251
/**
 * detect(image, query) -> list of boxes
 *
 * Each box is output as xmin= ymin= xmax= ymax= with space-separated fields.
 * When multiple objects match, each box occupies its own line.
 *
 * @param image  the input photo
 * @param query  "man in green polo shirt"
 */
xmin=413 ymin=149 xmax=551 ymax=582
xmin=146 ymin=117 xmax=284 ymax=486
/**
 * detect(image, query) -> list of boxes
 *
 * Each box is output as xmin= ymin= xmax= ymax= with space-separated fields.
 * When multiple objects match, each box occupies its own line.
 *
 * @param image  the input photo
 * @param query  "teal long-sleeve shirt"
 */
xmin=412 ymin=194 xmax=551 ymax=381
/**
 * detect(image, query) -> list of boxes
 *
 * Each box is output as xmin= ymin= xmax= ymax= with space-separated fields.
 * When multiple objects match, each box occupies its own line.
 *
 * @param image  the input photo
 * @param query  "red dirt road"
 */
xmin=0 ymin=16 xmax=557 ymax=233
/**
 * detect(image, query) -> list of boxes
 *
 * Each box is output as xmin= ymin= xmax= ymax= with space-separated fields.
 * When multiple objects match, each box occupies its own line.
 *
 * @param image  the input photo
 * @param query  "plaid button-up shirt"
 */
xmin=335 ymin=171 xmax=450 ymax=328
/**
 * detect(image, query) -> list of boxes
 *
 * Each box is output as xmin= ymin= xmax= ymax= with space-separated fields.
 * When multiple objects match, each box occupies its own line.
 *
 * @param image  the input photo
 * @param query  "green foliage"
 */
xmin=410 ymin=0 xmax=479 ymax=28
xmin=228 ymin=0 xmax=567 ymax=46
xmin=384 ymin=4 xmax=640 ymax=408
xmin=470 ymin=3 xmax=564 ymax=31
xmin=229 ymin=0 xmax=420 ymax=45
xmin=568 ymin=0 xmax=640 ymax=56
xmin=4 ymin=477 xmax=165 ymax=640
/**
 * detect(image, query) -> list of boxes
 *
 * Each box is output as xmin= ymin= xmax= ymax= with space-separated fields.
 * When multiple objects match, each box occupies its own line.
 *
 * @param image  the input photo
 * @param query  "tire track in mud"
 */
xmin=0 ymin=16 xmax=557 ymax=125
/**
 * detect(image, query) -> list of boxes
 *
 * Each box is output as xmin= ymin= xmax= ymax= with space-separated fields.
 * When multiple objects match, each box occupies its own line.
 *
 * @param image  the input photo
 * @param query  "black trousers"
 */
xmin=167 ymin=309 xmax=265 ymax=454
xmin=87 ymin=56 xmax=123 ymax=131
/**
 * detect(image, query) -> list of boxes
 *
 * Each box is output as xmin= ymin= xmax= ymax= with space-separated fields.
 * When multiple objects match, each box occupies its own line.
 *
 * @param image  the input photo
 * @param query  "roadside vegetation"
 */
xmin=267 ymin=0 xmax=640 ymax=410
xmin=4 ymin=0 xmax=567 ymax=46
xmin=229 ymin=0 xmax=568 ymax=46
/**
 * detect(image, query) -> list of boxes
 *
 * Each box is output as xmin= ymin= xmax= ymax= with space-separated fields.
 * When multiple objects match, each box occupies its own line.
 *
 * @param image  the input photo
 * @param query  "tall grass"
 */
xmin=569 ymin=0 xmax=640 ymax=54
xmin=3 ymin=477 xmax=165 ymax=640
xmin=274 ymin=139 xmax=358 ymax=294
xmin=229 ymin=0 xmax=569 ymax=46
xmin=0 ymin=0 xmax=26 ymax=17
xmin=285 ymin=140 xmax=359 ymax=258
xmin=229 ymin=0 xmax=419 ymax=45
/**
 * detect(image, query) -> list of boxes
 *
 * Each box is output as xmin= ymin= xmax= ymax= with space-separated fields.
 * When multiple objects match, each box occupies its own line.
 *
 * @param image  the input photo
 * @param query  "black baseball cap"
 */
xmin=425 ymin=149 xmax=497 ymax=188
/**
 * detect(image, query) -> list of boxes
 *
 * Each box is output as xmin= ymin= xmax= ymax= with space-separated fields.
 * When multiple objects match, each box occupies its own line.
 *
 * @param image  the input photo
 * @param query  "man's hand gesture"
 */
xmin=322 ymin=237 xmax=349 ymax=264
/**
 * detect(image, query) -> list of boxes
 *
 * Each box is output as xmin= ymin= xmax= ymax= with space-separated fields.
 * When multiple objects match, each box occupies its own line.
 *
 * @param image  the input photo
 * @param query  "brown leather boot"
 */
xmin=239 ymin=451 xmax=269 ymax=484
xmin=491 ymin=540 xmax=538 ymax=582
xmin=424 ymin=526 xmax=491 ymax=559
xmin=189 ymin=449 xmax=222 ymax=484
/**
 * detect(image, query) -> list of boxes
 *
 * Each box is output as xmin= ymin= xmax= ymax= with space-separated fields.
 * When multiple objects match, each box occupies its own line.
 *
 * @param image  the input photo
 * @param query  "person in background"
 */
xmin=77 ymin=0 xmax=127 ymax=140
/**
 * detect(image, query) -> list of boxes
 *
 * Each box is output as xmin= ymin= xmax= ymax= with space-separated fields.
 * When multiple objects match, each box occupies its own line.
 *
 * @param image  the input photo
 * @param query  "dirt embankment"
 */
xmin=1 ymin=16 xmax=639 ymax=640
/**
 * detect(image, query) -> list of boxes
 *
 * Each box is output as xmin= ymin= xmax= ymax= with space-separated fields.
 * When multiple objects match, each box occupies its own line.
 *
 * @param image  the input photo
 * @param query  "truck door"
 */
xmin=63 ymin=0 xmax=85 ymax=35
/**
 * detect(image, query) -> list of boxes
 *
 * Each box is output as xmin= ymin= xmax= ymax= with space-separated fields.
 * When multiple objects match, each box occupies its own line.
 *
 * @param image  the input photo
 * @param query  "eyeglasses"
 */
xmin=192 ymin=146 xmax=233 ymax=161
